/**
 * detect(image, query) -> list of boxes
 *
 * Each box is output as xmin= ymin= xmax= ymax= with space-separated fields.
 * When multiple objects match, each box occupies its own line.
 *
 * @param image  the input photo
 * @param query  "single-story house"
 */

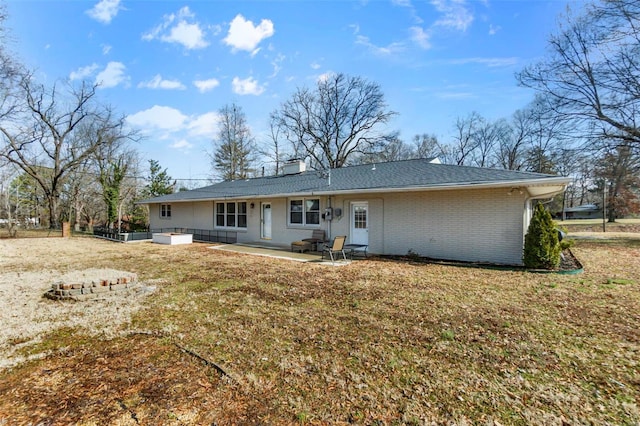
xmin=560 ymin=204 xmax=603 ymax=220
xmin=138 ymin=158 xmax=571 ymax=265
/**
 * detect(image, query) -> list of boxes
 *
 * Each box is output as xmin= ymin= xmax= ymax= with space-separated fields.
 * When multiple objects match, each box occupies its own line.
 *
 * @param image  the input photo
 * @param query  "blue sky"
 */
xmin=5 ymin=0 xmax=580 ymax=183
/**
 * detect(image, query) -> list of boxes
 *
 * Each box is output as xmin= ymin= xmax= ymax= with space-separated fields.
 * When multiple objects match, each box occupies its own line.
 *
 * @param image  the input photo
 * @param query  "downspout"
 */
xmin=327 ymin=196 xmax=332 ymax=240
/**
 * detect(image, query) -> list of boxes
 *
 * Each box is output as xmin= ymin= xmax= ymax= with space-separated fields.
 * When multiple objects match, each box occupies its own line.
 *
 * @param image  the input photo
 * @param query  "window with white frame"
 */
xmin=289 ymin=198 xmax=320 ymax=226
xmin=160 ymin=204 xmax=171 ymax=218
xmin=215 ymin=201 xmax=247 ymax=229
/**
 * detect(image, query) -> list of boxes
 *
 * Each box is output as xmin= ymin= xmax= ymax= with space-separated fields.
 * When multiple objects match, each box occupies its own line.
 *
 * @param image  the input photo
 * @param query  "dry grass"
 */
xmin=0 ymin=236 xmax=638 ymax=425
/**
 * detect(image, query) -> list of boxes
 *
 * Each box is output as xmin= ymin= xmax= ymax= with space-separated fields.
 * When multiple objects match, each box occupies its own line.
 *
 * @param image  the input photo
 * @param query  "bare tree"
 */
xmin=472 ymin=118 xmax=511 ymax=168
xmin=450 ymin=111 xmax=482 ymax=166
xmin=413 ymin=133 xmax=441 ymax=159
xmin=496 ymin=109 xmax=533 ymax=170
xmin=356 ymin=132 xmax=412 ymax=164
xmin=273 ymin=73 xmax=397 ymax=169
xmin=211 ymin=103 xmax=255 ymax=181
xmin=259 ymin=112 xmax=288 ymax=176
xmin=573 ymin=155 xmax=595 ymax=206
xmin=594 ymin=143 xmax=640 ymax=221
xmin=520 ymin=96 xmax=571 ymax=173
xmin=0 ymin=166 xmax=19 ymax=236
xmin=517 ymin=0 xmax=640 ymax=147
xmin=60 ymin=159 xmax=95 ymax=231
xmin=0 ymin=5 xmax=24 ymax=127
xmin=0 ymin=78 xmax=136 ymax=228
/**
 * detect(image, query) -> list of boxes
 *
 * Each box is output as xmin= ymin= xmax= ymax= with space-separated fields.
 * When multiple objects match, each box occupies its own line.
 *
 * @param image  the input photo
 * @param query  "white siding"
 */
xmin=237 ymin=198 xmax=331 ymax=246
xmin=149 ymin=201 xmax=214 ymax=230
xmin=149 ymin=188 xmax=528 ymax=264
xmin=331 ymin=188 xmax=527 ymax=265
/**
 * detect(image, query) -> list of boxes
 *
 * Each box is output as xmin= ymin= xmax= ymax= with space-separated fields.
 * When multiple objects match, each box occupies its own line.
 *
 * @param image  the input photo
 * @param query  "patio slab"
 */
xmin=208 ymin=243 xmax=351 ymax=265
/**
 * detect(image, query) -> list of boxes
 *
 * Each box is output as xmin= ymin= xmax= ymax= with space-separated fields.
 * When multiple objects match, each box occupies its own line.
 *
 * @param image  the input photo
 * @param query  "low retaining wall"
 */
xmin=45 ymin=272 xmax=139 ymax=301
xmin=152 ymin=233 xmax=193 ymax=245
xmin=93 ymin=228 xmax=237 ymax=244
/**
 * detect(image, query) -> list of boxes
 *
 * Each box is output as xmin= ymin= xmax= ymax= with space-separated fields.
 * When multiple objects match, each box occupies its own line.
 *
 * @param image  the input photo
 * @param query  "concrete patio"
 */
xmin=208 ymin=242 xmax=352 ymax=265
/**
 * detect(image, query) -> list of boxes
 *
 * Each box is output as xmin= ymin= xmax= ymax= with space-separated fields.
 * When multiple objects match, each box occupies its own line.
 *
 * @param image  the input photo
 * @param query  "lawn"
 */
xmin=0 ymin=235 xmax=638 ymax=425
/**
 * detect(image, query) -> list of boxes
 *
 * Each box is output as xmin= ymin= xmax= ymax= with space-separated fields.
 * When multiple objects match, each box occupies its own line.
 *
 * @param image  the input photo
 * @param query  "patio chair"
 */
xmin=322 ymin=235 xmax=347 ymax=264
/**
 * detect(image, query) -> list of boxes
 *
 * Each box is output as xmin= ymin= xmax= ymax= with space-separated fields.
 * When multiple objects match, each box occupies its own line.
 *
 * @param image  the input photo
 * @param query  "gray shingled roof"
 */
xmin=138 ymin=158 xmax=569 ymax=204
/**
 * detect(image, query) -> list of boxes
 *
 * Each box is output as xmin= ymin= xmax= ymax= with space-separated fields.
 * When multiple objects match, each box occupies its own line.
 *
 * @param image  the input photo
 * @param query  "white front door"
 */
xmin=350 ymin=202 xmax=369 ymax=245
xmin=262 ymin=203 xmax=272 ymax=239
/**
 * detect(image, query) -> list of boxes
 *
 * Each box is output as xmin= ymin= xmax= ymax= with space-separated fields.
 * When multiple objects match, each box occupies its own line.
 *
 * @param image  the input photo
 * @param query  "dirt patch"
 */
xmin=0 ymin=267 xmax=152 ymax=370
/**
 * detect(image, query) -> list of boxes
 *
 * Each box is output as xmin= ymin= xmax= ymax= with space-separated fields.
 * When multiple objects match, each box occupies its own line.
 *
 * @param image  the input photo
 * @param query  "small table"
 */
xmin=344 ymin=244 xmax=368 ymax=259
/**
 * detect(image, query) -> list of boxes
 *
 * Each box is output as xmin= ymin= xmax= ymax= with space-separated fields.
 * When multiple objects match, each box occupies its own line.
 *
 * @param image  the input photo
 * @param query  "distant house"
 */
xmin=137 ymin=158 xmax=570 ymax=265
xmin=562 ymin=204 xmax=602 ymax=220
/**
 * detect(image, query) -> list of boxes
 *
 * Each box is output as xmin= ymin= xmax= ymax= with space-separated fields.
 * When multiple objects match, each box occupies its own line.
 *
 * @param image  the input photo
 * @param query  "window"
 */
xmin=215 ymin=201 xmax=247 ymax=229
xmin=160 ymin=204 xmax=171 ymax=218
xmin=354 ymin=205 xmax=367 ymax=229
xmin=238 ymin=202 xmax=247 ymax=228
xmin=289 ymin=198 xmax=320 ymax=226
xmin=290 ymin=200 xmax=303 ymax=224
xmin=226 ymin=202 xmax=236 ymax=227
xmin=306 ymin=199 xmax=320 ymax=225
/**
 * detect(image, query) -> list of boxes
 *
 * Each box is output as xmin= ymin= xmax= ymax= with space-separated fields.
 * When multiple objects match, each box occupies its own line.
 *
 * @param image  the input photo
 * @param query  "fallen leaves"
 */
xmin=0 ymin=236 xmax=638 ymax=424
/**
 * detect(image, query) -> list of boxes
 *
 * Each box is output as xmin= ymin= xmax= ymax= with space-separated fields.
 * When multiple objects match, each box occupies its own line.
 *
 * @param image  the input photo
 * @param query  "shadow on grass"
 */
xmin=573 ymin=238 xmax=640 ymax=248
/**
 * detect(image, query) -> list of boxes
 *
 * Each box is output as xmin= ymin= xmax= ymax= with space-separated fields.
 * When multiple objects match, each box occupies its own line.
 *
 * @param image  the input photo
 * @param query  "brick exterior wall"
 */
xmin=148 ymin=187 xmax=529 ymax=265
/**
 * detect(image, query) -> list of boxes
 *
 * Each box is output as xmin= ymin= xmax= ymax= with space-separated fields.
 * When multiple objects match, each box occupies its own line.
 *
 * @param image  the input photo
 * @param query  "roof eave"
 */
xmin=136 ymin=177 xmax=571 ymax=204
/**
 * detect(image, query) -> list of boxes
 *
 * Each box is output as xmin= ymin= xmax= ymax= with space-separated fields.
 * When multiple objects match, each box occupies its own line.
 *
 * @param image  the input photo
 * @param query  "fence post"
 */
xmin=62 ymin=222 xmax=71 ymax=237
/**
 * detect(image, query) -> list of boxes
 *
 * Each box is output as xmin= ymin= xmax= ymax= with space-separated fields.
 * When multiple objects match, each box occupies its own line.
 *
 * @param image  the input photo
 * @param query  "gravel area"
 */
xmin=0 ymin=239 xmax=153 ymax=370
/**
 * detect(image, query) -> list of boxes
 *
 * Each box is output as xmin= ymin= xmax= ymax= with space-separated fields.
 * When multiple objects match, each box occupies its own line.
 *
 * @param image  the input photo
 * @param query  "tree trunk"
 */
xmin=47 ymin=194 xmax=59 ymax=229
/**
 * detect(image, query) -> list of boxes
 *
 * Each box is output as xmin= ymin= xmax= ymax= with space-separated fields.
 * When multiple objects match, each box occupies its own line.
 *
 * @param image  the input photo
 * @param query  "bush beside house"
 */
xmin=524 ymin=203 xmax=561 ymax=269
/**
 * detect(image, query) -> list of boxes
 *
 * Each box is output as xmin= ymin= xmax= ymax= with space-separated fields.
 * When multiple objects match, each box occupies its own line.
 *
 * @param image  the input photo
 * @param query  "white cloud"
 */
xmin=317 ymin=72 xmax=334 ymax=83
xmin=95 ymin=61 xmax=128 ymax=88
xmin=436 ymin=91 xmax=475 ymax=100
xmin=143 ymin=7 xmax=208 ymax=50
xmin=86 ymin=0 xmax=121 ymax=24
xmin=231 ymin=76 xmax=265 ymax=96
xmin=143 ymin=7 xmax=190 ymax=40
xmin=223 ymin=14 xmax=274 ymax=55
xmin=187 ymin=112 xmax=220 ymax=137
xmin=170 ymin=139 xmax=193 ymax=150
xmin=69 ymin=63 xmax=99 ymax=81
xmin=310 ymin=61 xmax=321 ymax=70
xmin=489 ymin=24 xmax=501 ymax=35
xmin=127 ymin=107 xmax=219 ymax=156
xmin=448 ymin=57 xmax=518 ymax=67
xmin=409 ymin=26 xmax=431 ymax=49
xmin=138 ymin=74 xmax=186 ymax=90
xmin=431 ymin=0 xmax=474 ymax=31
xmin=163 ymin=20 xmax=208 ymax=49
xmin=269 ymin=53 xmax=285 ymax=78
xmin=193 ymin=78 xmax=220 ymax=93
xmin=355 ymin=35 xmax=405 ymax=56
xmin=210 ymin=24 xmax=223 ymax=37
xmin=127 ymin=105 xmax=188 ymax=131
xmin=101 ymin=44 xmax=112 ymax=55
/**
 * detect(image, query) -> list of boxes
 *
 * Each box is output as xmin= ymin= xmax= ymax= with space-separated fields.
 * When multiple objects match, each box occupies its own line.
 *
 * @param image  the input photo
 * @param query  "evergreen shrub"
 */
xmin=523 ymin=203 xmax=561 ymax=269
